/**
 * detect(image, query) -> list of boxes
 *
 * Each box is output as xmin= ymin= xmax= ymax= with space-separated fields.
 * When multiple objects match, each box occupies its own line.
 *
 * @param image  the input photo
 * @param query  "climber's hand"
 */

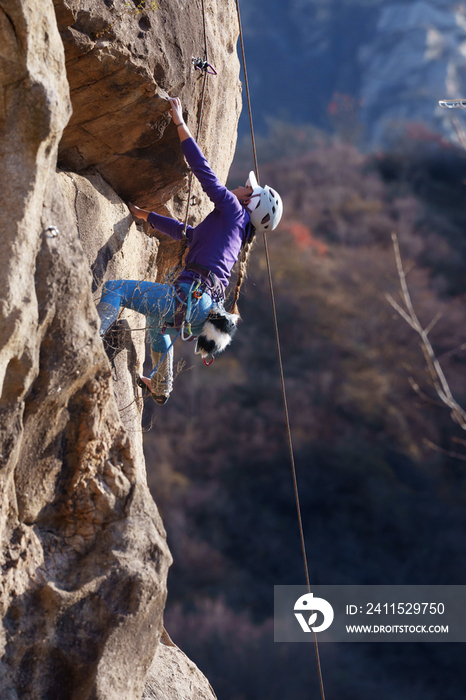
xmin=128 ymin=202 xmax=149 ymax=221
xmin=168 ymin=97 xmax=191 ymax=142
xmin=168 ymin=97 xmax=184 ymax=126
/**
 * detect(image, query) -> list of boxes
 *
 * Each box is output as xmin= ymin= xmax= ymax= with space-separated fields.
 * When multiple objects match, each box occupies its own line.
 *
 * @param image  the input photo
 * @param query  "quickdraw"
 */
xmin=160 ymin=280 xmax=203 ymax=340
xmin=180 ymin=279 xmax=201 ymax=341
xmin=192 ymin=56 xmax=217 ymax=76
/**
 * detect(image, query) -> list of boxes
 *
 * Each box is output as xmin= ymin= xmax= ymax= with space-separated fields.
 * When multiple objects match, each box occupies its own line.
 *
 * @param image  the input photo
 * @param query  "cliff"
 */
xmin=0 ymin=0 xmax=241 ymax=697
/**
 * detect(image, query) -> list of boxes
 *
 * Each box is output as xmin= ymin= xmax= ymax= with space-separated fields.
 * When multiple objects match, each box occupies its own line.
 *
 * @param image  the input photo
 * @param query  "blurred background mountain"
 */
xmin=142 ymin=2 xmax=466 ymax=698
xmin=237 ymin=0 xmax=466 ymax=149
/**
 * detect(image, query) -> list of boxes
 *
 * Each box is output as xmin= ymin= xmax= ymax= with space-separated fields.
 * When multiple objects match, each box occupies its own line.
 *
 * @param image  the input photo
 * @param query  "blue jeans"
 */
xmin=100 ymin=280 xmax=212 ymax=352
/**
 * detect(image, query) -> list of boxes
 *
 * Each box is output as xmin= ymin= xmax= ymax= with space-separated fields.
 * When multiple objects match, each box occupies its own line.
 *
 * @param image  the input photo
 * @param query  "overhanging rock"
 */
xmin=55 ymin=0 xmax=242 ymax=218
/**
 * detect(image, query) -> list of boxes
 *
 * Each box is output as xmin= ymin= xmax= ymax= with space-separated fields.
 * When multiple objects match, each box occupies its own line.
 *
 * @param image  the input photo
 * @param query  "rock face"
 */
xmin=57 ymin=167 xmax=159 ymax=480
xmin=0 ymin=0 xmax=239 ymax=697
xmin=55 ymin=0 xmax=241 ymax=219
xmin=143 ymin=632 xmax=217 ymax=700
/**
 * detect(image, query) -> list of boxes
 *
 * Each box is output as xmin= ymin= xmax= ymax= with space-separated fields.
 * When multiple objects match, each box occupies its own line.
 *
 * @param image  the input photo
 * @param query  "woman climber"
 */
xmin=96 ymin=97 xmax=283 ymax=404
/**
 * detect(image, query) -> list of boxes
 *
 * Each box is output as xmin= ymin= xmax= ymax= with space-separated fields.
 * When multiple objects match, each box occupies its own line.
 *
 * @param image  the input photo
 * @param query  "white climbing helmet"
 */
xmin=245 ymin=171 xmax=283 ymax=233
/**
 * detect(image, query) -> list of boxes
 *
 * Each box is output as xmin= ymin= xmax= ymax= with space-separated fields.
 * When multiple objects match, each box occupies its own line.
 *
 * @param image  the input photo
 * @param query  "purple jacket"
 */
xmin=147 ymin=138 xmax=252 ymax=291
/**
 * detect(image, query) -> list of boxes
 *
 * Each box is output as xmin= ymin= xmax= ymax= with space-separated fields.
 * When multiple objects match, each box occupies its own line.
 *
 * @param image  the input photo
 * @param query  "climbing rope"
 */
xmin=235 ymin=3 xmax=259 ymax=180
xmin=170 ymin=0 xmax=213 ymax=281
xmin=235 ymin=2 xmax=327 ymax=698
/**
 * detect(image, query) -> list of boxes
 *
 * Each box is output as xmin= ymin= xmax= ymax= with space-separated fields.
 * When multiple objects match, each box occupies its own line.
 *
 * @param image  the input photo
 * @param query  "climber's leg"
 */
xmin=99 ymin=279 xmax=177 ymax=316
xmin=139 ymin=287 xmax=212 ymax=404
xmin=97 ymin=279 xmax=177 ymax=338
xmin=98 ymin=280 xmax=212 ymax=335
xmin=137 ymin=327 xmax=174 ymax=404
xmin=148 ymin=346 xmax=173 ymax=404
xmin=100 ymin=280 xmax=213 ymax=402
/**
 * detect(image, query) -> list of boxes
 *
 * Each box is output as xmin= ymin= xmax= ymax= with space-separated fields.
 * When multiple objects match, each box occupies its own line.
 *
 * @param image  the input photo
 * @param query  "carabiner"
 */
xmin=181 ymin=323 xmax=193 ymax=341
xmin=203 ymin=356 xmax=214 ymax=366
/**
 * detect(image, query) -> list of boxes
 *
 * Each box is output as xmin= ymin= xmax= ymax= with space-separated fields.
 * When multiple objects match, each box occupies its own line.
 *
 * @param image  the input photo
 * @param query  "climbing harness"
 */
xmin=172 ymin=262 xmax=238 ymax=366
xmin=439 ymin=99 xmax=466 ymax=109
xmin=184 ymin=262 xmax=224 ymax=302
xmin=147 ymin=266 xmax=235 ymax=379
xmin=160 ymin=278 xmax=202 ymax=341
xmin=161 ymin=260 xmax=235 ymax=366
xmin=235 ymin=1 xmax=327 ymax=698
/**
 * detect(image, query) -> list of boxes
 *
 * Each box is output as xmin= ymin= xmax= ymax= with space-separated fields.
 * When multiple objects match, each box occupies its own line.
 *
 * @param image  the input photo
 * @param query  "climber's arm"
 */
xmin=128 ymin=202 xmax=190 ymax=240
xmin=168 ymin=97 xmax=238 ymax=213
xmin=147 ymin=211 xmax=191 ymax=240
xmin=168 ymin=97 xmax=192 ymax=143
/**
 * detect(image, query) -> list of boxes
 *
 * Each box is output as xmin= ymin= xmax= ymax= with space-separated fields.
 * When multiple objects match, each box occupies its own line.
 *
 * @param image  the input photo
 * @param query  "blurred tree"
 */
xmin=142 ymin=136 xmax=466 ymax=700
